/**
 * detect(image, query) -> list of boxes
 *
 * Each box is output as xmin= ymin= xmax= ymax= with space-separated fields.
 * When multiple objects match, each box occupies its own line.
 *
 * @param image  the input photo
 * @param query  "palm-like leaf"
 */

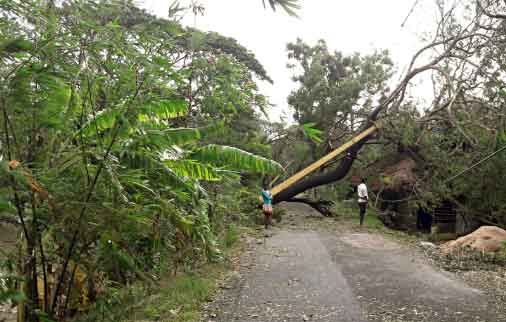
xmin=144 ymin=128 xmax=201 ymax=148
xmin=142 ymin=122 xmax=225 ymax=147
xmin=302 ymin=122 xmax=323 ymax=143
xmin=36 ymin=73 xmax=72 ymax=129
xmin=120 ymin=150 xmax=194 ymax=192
xmin=262 ymin=0 xmax=300 ymax=16
xmin=80 ymin=99 xmax=189 ymax=138
xmin=191 ymin=144 xmax=283 ymax=174
xmin=164 ymin=160 xmax=222 ymax=181
xmin=138 ymin=99 xmax=188 ymax=119
xmin=80 ymin=109 xmax=120 ymax=137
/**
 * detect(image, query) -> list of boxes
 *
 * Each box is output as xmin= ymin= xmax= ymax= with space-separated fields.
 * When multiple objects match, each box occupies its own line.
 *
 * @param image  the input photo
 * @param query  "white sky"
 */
xmin=139 ymin=0 xmax=440 ymax=122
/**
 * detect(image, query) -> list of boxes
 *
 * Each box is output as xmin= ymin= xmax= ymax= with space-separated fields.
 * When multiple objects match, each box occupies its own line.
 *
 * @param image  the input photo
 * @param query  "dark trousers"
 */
xmin=358 ymin=202 xmax=367 ymax=226
xmin=263 ymin=211 xmax=272 ymax=228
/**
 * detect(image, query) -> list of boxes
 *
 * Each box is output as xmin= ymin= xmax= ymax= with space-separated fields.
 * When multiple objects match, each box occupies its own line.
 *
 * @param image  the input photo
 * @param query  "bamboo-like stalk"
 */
xmin=270 ymin=122 xmax=381 ymax=197
xmin=49 ymin=73 xmax=147 ymax=316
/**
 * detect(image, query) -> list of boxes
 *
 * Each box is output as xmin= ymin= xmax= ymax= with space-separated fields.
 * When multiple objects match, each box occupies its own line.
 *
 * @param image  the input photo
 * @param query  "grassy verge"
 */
xmin=79 ymin=225 xmax=249 ymax=322
xmin=333 ymin=201 xmax=420 ymax=243
xmin=136 ymin=264 xmax=224 ymax=322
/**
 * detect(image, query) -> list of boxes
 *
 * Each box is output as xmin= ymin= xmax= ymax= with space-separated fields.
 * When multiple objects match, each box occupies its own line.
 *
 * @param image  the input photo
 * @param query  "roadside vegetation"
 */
xmin=2 ymin=0 xmax=506 ymax=322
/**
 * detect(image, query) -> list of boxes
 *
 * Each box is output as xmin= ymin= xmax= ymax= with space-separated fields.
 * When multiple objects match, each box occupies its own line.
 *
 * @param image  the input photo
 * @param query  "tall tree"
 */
xmin=274 ymin=0 xmax=506 ymax=209
xmin=0 ymin=1 xmax=282 ymax=320
xmin=287 ymin=39 xmax=392 ymax=162
xmin=273 ymin=40 xmax=392 ymax=205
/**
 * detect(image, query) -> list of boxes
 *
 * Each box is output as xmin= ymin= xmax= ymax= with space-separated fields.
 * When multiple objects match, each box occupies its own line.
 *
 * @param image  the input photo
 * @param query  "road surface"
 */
xmin=204 ymin=203 xmax=504 ymax=322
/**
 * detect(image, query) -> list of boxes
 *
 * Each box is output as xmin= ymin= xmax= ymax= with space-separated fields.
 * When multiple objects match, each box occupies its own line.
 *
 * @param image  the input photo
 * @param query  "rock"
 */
xmin=419 ymin=241 xmax=437 ymax=249
xmin=442 ymin=226 xmax=506 ymax=254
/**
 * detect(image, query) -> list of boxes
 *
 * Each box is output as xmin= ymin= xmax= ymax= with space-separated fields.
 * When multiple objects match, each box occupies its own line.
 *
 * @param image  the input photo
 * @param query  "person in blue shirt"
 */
xmin=261 ymin=184 xmax=273 ymax=229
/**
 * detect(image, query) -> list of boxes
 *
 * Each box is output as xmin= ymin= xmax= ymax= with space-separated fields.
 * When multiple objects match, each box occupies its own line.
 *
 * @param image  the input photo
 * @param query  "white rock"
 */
xmin=419 ymin=241 xmax=437 ymax=249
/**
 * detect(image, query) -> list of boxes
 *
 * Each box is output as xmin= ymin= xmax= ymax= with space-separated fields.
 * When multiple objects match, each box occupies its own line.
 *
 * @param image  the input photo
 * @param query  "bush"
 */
xmin=223 ymin=224 xmax=239 ymax=248
xmin=273 ymin=205 xmax=285 ymax=223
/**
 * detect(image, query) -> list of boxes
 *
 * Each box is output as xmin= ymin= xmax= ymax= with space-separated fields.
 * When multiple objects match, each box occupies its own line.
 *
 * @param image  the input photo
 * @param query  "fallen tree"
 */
xmin=273 ymin=0 xmax=506 ymax=213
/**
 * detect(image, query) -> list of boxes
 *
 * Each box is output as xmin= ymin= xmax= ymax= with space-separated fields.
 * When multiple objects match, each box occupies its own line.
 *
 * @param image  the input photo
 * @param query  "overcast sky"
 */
xmin=139 ymin=0 xmax=439 ymax=122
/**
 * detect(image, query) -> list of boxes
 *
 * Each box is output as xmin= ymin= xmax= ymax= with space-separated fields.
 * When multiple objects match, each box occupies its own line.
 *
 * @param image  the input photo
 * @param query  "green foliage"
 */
xmin=262 ymin=0 xmax=300 ymax=16
xmin=272 ymin=205 xmax=285 ymax=223
xmin=78 ymin=265 xmax=224 ymax=322
xmin=269 ymin=39 xmax=392 ymax=189
xmin=139 ymin=99 xmax=189 ymax=119
xmin=302 ymin=122 xmax=323 ymax=143
xmin=0 ymin=289 xmax=26 ymax=304
xmin=0 ymin=0 xmax=279 ymax=320
xmin=0 ymin=37 xmax=32 ymax=54
xmin=191 ymin=144 xmax=283 ymax=174
xmin=223 ymin=224 xmax=239 ymax=248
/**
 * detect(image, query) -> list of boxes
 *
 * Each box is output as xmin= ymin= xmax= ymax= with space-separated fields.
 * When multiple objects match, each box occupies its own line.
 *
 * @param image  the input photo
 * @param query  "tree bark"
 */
xmin=287 ymin=197 xmax=335 ymax=216
xmin=273 ymin=118 xmax=378 ymax=204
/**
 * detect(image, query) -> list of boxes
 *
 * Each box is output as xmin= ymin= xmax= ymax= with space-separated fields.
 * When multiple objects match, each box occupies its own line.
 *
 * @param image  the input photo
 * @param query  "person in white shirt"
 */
xmin=357 ymin=178 xmax=368 ymax=226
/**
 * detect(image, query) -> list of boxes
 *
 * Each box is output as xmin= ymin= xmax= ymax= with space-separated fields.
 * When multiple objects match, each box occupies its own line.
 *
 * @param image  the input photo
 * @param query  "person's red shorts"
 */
xmin=263 ymin=204 xmax=273 ymax=215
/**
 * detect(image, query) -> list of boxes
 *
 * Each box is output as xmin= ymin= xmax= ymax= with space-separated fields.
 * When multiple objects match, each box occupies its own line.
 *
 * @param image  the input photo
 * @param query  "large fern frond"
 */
xmin=191 ymin=144 xmax=283 ymax=174
xmin=138 ymin=99 xmax=188 ymax=119
xmin=80 ymin=109 xmax=120 ymax=137
xmin=143 ymin=122 xmax=225 ymax=147
xmin=164 ymin=160 xmax=222 ymax=181
xmin=35 ymin=72 xmax=72 ymax=129
xmin=120 ymin=150 xmax=194 ymax=192
xmin=262 ymin=0 xmax=300 ymax=16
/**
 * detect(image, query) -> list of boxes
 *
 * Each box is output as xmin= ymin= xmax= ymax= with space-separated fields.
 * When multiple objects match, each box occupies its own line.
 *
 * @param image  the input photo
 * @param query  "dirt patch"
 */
xmin=422 ymin=243 xmax=506 ymax=322
xmin=340 ymin=233 xmax=400 ymax=250
xmin=442 ymin=226 xmax=506 ymax=254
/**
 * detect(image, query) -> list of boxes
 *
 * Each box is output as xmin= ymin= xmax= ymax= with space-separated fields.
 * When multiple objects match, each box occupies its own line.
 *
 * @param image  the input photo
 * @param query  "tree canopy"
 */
xmin=0 ymin=1 xmax=281 ymax=320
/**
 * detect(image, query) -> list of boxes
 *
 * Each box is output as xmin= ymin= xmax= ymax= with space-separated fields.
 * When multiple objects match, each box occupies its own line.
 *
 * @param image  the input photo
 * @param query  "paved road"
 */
xmin=206 ymin=205 xmax=502 ymax=322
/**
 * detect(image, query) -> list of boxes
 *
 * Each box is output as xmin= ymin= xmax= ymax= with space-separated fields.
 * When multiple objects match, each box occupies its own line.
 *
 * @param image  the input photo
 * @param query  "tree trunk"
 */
xmin=273 ymin=137 xmax=365 ymax=204
xmin=272 ymin=105 xmax=382 ymax=205
xmin=287 ymin=197 xmax=335 ymax=216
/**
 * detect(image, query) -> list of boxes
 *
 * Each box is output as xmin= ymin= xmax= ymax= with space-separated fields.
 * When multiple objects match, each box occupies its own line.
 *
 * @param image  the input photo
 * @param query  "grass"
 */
xmin=333 ymin=201 xmax=420 ymax=243
xmin=363 ymin=211 xmax=384 ymax=229
xmin=79 ymin=225 xmax=249 ymax=322
xmin=78 ymin=262 xmax=226 ymax=322
xmin=333 ymin=200 xmax=383 ymax=229
xmin=223 ymin=224 xmax=239 ymax=249
xmin=140 ymin=267 xmax=221 ymax=322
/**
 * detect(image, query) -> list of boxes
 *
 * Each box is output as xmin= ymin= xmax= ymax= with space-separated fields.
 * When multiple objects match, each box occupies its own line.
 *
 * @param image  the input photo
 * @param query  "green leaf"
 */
xmin=302 ymin=122 xmax=323 ymax=143
xmin=164 ymin=160 xmax=222 ymax=181
xmin=191 ymin=144 xmax=283 ymax=174
xmin=263 ymin=0 xmax=300 ymax=16
xmin=147 ymin=128 xmax=202 ymax=147
xmin=80 ymin=109 xmax=120 ymax=137
xmin=139 ymin=99 xmax=188 ymax=119
xmin=120 ymin=150 xmax=195 ymax=193
xmin=143 ymin=122 xmax=225 ymax=147
xmin=0 ymin=289 xmax=26 ymax=304
xmin=0 ymin=196 xmax=14 ymax=213
xmin=0 ymin=37 xmax=32 ymax=55
xmin=36 ymin=73 xmax=72 ymax=129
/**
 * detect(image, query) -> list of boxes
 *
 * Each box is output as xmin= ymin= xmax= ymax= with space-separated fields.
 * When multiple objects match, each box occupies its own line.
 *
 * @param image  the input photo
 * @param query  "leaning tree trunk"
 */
xmin=272 ymin=142 xmax=362 ymax=204
xmin=273 ymin=112 xmax=382 ymax=207
xmin=271 ymin=11 xmax=486 ymax=209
